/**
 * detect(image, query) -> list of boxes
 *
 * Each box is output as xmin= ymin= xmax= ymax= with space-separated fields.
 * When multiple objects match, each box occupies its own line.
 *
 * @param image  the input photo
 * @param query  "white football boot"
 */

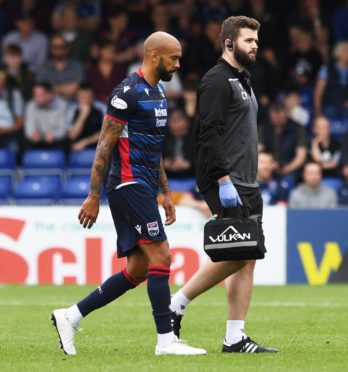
xmin=155 ymin=336 xmax=207 ymax=355
xmin=51 ymin=309 xmax=78 ymax=355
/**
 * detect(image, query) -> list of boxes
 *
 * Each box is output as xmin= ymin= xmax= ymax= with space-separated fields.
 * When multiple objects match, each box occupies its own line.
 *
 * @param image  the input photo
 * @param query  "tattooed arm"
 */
xmin=159 ymin=156 xmax=176 ymax=225
xmin=78 ymin=116 xmax=124 ymax=228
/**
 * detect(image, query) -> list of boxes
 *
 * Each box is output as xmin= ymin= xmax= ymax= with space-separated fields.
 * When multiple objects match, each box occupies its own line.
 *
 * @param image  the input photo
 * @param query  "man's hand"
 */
xmin=218 ymin=180 xmax=242 ymax=207
xmin=162 ymin=192 xmax=176 ymax=225
xmin=78 ymin=194 xmax=100 ymax=228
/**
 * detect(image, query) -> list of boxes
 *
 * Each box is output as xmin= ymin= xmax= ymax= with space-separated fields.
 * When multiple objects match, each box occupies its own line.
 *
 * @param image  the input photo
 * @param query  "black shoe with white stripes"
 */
xmin=171 ymin=312 xmax=183 ymax=339
xmin=222 ymin=337 xmax=278 ymax=353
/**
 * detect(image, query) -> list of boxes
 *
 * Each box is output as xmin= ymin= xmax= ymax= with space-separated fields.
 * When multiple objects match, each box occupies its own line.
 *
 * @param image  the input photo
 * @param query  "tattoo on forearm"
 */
xmin=159 ymin=157 xmax=170 ymax=194
xmin=89 ymin=117 xmax=124 ymax=196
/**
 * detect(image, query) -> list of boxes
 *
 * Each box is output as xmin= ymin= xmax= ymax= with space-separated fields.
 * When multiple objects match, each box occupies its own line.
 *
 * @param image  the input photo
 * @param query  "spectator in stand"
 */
xmin=127 ymin=40 xmax=183 ymax=104
xmin=67 ymin=83 xmax=102 ymax=152
xmin=100 ymin=7 xmax=136 ymax=65
xmin=338 ymin=131 xmax=348 ymax=205
xmin=162 ymin=108 xmax=195 ymax=179
xmin=198 ymin=0 xmax=230 ymax=25
xmin=36 ymin=35 xmax=85 ymax=100
xmin=182 ymin=19 xmax=221 ymax=82
xmin=288 ymin=0 xmax=329 ymax=60
xmin=285 ymin=28 xmax=322 ymax=87
xmin=332 ymin=0 xmax=348 ymax=43
xmin=5 ymin=0 xmax=53 ymax=34
xmin=338 ymin=163 xmax=348 ymax=206
xmin=0 ymin=69 xmax=24 ymax=151
xmin=24 ymin=82 xmax=69 ymax=150
xmin=86 ymin=39 xmax=126 ymax=103
xmin=284 ymin=89 xmax=310 ymax=128
xmin=310 ymin=115 xmax=341 ymax=177
xmin=257 ymin=152 xmax=289 ymax=206
xmin=258 ymin=102 xmax=307 ymax=183
xmin=314 ymin=41 xmax=348 ymax=120
xmin=2 ymin=13 xmax=48 ymax=73
xmin=289 ymin=161 xmax=337 ymax=208
xmin=52 ymin=4 xmax=94 ymax=63
xmin=2 ymin=44 xmax=34 ymax=102
xmin=52 ymin=0 xmax=101 ymax=32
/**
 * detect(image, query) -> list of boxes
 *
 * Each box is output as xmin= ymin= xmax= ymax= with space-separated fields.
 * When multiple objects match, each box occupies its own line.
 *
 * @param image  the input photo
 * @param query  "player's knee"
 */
xmin=126 ymin=267 xmax=148 ymax=284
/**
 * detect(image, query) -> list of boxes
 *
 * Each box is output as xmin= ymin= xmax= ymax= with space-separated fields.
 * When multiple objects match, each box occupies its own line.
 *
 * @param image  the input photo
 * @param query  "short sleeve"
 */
xmin=105 ymin=85 xmax=137 ymax=124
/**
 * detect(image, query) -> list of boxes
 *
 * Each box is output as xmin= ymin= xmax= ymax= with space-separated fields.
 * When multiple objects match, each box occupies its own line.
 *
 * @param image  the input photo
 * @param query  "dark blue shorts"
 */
xmin=108 ymin=183 xmax=167 ymax=258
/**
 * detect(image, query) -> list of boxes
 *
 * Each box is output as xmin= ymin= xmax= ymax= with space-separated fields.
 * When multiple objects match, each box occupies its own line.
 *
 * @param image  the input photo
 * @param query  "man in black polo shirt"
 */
xmin=170 ymin=16 xmax=278 ymax=353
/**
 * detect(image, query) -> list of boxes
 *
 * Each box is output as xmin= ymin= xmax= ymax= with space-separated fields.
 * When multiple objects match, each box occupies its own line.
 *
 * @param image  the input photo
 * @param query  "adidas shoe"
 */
xmin=171 ymin=311 xmax=183 ymax=339
xmin=155 ymin=336 xmax=207 ymax=355
xmin=222 ymin=337 xmax=278 ymax=353
xmin=51 ymin=309 xmax=78 ymax=355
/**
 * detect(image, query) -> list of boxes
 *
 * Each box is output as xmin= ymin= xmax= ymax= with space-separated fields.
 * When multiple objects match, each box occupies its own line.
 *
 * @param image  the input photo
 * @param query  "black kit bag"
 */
xmin=203 ymin=207 xmax=266 ymax=262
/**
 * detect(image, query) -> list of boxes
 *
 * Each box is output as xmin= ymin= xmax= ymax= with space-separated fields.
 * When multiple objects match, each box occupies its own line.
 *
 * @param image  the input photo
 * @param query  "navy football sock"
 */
xmin=77 ymin=269 xmax=137 ymax=317
xmin=147 ymin=265 xmax=172 ymax=334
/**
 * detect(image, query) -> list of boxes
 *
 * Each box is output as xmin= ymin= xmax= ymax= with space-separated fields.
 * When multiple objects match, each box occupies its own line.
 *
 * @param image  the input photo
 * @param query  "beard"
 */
xmin=156 ymin=58 xmax=174 ymax=81
xmin=234 ymin=45 xmax=256 ymax=67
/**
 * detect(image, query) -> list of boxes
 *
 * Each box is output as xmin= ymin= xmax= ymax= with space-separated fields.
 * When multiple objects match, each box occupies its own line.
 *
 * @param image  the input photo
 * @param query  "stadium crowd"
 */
xmin=1 ymin=0 xmax=348 ymax=207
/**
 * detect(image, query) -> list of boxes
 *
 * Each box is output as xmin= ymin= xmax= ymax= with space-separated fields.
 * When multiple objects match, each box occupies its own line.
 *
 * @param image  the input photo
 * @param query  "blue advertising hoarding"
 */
xmin=287 ymin=209 xmax=348 ymax=284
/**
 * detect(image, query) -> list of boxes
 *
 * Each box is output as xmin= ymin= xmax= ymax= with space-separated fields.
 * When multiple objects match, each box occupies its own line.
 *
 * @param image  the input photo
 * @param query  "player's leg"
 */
xmin=51 ymin=250 xmax=147 ymax=355
xmin=51 ymin=187 xmax=146 ymax=355
xmin=139 ymin=240 xmax=206 ymax=355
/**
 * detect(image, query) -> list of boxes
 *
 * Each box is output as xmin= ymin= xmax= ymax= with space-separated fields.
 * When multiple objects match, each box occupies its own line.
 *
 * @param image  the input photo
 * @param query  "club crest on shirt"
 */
xmin=111 ymin=95 xmax=128 ymax=109
xmin=147 ymin=221 xmax=159 ymax=237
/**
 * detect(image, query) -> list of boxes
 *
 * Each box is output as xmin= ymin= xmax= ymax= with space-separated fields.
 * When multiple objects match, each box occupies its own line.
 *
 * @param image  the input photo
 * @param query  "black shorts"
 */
xmin=202 ymin=183 xmax=266 ymax=253
xmin=108 ymin=184 xmax=167 ymax=258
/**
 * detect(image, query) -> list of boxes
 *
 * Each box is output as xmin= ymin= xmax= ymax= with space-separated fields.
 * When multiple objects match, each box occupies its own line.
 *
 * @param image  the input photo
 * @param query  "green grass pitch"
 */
xmin=0 ymin=285 xmax=347 ymax=371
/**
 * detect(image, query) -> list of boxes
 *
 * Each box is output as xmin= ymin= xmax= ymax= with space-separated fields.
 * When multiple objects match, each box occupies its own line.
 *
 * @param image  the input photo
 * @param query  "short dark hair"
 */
xmin=4 ymin=44 xmax=22 ymax=56
xmin=78 ymin=82 xmax=93 ymax=91
xmin=269 ymin=102 xmax=286 ymax=112
xmin=220 ymin=16 xmax=260 ymax=50
xmin=34 ymin=82 xmax=53 ymax=92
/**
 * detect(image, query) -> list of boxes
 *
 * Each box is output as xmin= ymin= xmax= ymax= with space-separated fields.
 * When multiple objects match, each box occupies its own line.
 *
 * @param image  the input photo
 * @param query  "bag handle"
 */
xmin=217 ymin=206 xmax=250 ymax=220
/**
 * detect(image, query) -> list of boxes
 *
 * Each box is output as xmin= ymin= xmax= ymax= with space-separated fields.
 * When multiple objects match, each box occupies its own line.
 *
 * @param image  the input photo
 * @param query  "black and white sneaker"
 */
xmin=171 ymin=312 xmax=183 ymax=339
xmin=222 ymin=337 xmax=278 ymax=353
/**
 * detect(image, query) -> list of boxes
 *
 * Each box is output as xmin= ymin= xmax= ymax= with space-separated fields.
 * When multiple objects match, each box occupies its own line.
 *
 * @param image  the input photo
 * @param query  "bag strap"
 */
xmin=218 ymin=206 xmax=250 ymax=220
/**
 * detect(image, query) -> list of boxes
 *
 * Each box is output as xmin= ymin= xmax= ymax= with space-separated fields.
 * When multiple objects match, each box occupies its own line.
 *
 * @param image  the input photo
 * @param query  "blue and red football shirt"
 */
xmin=105 ymin=68 xmax=168 ymax=195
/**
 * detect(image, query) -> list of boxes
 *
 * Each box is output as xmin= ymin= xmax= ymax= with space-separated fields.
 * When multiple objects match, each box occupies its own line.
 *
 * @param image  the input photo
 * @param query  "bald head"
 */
xmin=141 ymin=31 xmax=181 ymax=85
xmin=144 ymin=31 xmax=181 ymax=57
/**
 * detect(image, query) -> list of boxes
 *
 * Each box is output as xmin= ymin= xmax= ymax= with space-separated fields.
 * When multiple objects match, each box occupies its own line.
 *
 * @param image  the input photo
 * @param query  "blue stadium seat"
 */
xmin=13 ymin=176 xmax=61 ymax=205
xmin=68 ymin=149 xmax=95 ymax=176
xmin=168 ymin=178 xmax=197 ymax=192
xmin=0 ymin=175 xmax=12 ymax=203
xmin=0 ymin=149 xmax=16 ymax=175
xmin=61 ymin=175 xmax=90 ymax=204
xmin=22 ymin=149 xmax=66 ymax=176
xmin=322 ymin=177 xmax=344 ymax=192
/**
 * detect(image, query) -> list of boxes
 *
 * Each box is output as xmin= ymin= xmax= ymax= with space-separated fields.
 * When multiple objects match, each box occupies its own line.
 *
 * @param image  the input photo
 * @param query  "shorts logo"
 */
xmin=135 ymin=225 xmax=142 ymax=234
xmin=111 ymin=95 xmax=128 ymax=109
xmin=147 ymin=221 xmax=159 ymax=237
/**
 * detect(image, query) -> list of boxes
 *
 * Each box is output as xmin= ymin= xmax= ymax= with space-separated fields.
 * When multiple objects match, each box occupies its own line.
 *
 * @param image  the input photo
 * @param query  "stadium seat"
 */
xmin=61 ymin=175 xmax=90 ymax=204
xmin=22 ymin=149 xmax=66 ymax=177
xmin=13 ymin=176 xmax=61 ymax=205
xmin=0 ymin=175 xmax=12 ymax=203
xmin=322 ymin=177 xmax=344 ymax=192
xmin=168 ymin=178 xmax=197 ymax=192
xmin=68 ymin=149 xmax=95 ymax=176
xmin=0 ymin=148 xmax=16 ymax=175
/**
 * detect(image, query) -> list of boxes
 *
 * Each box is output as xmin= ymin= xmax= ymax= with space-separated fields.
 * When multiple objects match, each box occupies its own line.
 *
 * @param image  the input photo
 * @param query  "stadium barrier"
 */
xmin=0 ymin=206 xmax=347 ymax=285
